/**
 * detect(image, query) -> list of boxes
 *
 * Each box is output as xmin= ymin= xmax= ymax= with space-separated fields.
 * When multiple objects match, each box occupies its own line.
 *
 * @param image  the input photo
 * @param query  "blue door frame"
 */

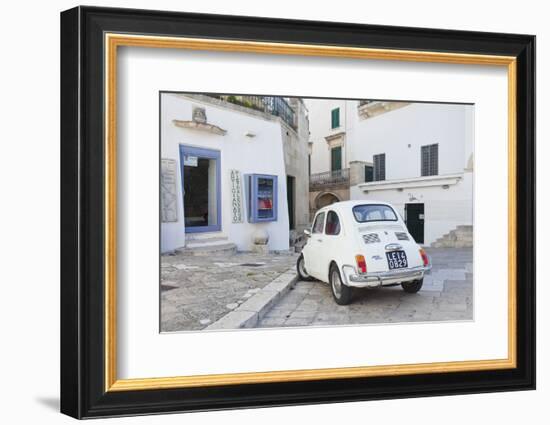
xmin=179 ymin=145 xmax=222 ymax=233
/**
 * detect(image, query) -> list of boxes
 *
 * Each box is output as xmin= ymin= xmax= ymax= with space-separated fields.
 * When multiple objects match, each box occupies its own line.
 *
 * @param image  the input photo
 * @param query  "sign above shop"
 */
xmin=183 ymin=155 xmax=198 ymax=167
xmin=230 ymin=169 xmax=244 ymax=223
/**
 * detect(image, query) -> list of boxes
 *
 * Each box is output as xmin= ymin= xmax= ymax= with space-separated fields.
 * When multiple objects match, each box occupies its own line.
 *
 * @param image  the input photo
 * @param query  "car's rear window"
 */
xmin=352 ymin=204 xmax=398 ymax=222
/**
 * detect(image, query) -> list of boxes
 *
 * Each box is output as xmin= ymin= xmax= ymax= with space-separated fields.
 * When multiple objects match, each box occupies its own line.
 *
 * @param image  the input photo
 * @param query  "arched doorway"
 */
xmin=315 ymin=192 xmax=341 ymax=209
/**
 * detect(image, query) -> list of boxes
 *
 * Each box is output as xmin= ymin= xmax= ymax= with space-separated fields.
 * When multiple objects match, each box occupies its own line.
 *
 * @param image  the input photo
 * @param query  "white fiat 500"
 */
xmin=297 ymin=200 xmax=431 ymax=305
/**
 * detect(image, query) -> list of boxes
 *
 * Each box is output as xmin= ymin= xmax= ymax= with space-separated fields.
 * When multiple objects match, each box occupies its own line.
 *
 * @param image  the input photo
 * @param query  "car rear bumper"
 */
xmin=341 ymin=264 xmax=432 ymax=288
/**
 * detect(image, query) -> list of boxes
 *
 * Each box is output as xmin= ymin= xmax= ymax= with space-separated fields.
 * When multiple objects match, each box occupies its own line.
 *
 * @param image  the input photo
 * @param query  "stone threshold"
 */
xmin=205 ymin=268 xmax=298 ymax=330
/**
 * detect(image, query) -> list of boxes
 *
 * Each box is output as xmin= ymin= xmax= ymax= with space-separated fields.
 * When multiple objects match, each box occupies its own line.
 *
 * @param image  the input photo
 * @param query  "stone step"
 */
xmin=433 ymin=240 xmax=472 ymax=247
xmin=176 ymin=242 xmax=237 ymax=256
xmin=185 ymin=236 xmax=230 ymax=248
xmin=436 ymin=234 xmax=473 ymax=243
xmin=451 ymin=230 xmax=474 ymax=238
xmin=432 ymin=225 xmax=474 ymax=248
xmin=186 ymin=232 xmax=228 ymax=241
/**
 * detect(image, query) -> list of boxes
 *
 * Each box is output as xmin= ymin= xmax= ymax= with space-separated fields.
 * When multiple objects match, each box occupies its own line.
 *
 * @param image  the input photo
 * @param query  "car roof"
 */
xmin=316 ymin=200 xmax=395 ymax=214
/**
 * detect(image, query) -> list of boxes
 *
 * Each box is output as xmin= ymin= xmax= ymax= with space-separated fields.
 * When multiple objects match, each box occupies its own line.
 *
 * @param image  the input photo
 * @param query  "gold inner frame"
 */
xmin=104 ymin=33 xmax=517 ymax=392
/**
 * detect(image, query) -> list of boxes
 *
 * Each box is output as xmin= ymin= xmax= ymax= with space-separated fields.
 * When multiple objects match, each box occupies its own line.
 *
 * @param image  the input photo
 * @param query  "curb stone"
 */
xmin=205 ymin=269 xmax=298 ymax=330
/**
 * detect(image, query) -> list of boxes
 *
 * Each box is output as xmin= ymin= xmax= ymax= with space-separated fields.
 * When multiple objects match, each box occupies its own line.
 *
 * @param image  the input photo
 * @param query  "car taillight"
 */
xmin=419 ymin=248 xmax=429 ymax=267
xmin=355 ymin=254 xmax=367 ymax=274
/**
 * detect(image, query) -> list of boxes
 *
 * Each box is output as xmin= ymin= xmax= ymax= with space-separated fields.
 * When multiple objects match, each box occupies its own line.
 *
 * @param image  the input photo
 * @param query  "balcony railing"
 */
xmin=309 ymin=168 xmax=350 ymax=190
xmin=207 ymin=95 xmax=297 ymax=129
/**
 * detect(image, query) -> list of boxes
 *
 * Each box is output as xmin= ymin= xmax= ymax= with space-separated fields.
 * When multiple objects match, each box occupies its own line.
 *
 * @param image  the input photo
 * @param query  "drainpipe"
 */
xmin=344 ymin=100 xmax=349 ymax=175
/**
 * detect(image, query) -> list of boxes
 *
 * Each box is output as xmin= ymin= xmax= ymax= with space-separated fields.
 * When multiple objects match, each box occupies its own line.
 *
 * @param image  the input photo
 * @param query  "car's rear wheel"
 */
xmin=296 ymin=254 xmax=314 ymax=281
xmin=401 ymin=279 xmax=423 ymax=293
xmin=330 ymin=263 xmax=353 ymax=305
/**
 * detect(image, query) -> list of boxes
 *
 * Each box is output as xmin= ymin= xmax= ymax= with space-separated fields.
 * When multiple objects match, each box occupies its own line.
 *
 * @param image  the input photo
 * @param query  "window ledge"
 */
xmin=357 ymin=173 xmax=463 ymax=192
xmin=173 ymin=119 xmax=227 ymax=136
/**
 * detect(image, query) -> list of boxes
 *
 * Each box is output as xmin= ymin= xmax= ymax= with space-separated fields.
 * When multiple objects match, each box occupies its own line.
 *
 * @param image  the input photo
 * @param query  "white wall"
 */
xmin=348 ymin=103 xmax=473 ymax=179
xmin=308 ymin=100 xmax=474 ymax=179
xmin=346 ymin=103 xmax=475 ymax=244
xmin=306 ymin=98 xmax=349 ymax=173
xmin=308 ymin=101 xmax=475 ymax=244
xmin=161 ymin=94 xmax=290 ymax=252
xmin=350 ymin=173 xmax=474 ymax=245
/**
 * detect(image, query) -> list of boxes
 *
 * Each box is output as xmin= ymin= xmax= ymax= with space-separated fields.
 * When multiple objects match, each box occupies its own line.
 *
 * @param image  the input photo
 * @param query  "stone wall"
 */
xmin=349 ymin=160 xmax=371 ymax=186
xmin=308 ymin=187 xmax=350 ymax=221
xmin=280 ymin=101 xmax=310 ymax=234
xmin=179 ymin=94 xmax=311 ymax=239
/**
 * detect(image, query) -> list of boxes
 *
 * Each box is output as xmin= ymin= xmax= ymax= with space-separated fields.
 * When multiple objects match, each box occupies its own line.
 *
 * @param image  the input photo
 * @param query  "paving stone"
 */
xmin=206 ymin=310 xmax=258 ymax=330
xmin=258 ymin=247 xmax=473 ymax=328
xmin=164 ymin=248 xmax=474 ymax=331
xmin=237 ymin=290 xmax=279 ymax=314
xmin=288 ymin=310 xmax=316 ymax=319
xmin=296 ymin=299 xmax=320 ymax=312
xmin=284 ymin=317 xmax=313 ymax=327
xmin=161 ymin=251 xmax=297 ymax=331
xmin=263 ymin=308 xmax=293 ymax=319
xmin=264 ymin=273 xmax=297 ymax=292
xmin=260 ymin=317 xmax=287 ymax=327
xmin=173 ymin=264 xmax=199 ymax=270
xmin=435 ymin=301 xmax=469 ymax=312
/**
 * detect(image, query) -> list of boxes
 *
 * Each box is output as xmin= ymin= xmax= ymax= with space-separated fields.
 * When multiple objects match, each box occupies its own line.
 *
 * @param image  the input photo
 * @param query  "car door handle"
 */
xmin=317 ymin=239 xmax=323 ymax=242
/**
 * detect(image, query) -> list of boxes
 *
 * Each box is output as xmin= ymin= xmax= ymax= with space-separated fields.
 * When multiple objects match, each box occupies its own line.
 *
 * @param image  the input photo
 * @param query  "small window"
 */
xmin=364 ymin=165 xmax=374 ymax=182
xmin=312 ymin=212 xmax=326 ymax=234
xmin=373 ymin=153 xmax=386 ymax=181
xmin=331 ymin=108 xmax=340 ymax=129
xmin=325 ymin=211 xmax=341 ymax=235
xmin=421 ymin=143 xmax=439 ymax=176
xmin=352 ymin=204 xmax=398 ymax=223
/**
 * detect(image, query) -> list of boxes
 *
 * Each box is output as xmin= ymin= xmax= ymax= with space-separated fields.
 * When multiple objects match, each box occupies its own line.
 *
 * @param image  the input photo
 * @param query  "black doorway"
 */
xmin=286 ymin=175 xmax=295 ymax=230
xmin=405 ymin=203 xmax=425 ymax=244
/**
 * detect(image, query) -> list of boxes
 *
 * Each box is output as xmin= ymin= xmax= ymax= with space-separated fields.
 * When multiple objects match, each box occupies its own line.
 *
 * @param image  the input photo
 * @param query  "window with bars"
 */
xmin=331 ymin=107 xmax=340 ymax=129
xmin=373 ymin=153 xmax=386 ymax=181
xmin=421 ymin=143 xmax=439 ymax=176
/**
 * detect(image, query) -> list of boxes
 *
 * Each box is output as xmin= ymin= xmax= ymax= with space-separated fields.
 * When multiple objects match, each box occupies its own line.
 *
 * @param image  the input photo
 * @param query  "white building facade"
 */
xmin=306 ymin=99 xmax=474 ymax=246
xmin=161 ymin=93 xmax=309 ymax=254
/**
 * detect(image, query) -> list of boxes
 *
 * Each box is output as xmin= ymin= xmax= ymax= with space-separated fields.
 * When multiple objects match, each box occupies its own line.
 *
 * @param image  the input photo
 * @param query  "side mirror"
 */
xmin=304 ymin=229 xmax=311 ymax=237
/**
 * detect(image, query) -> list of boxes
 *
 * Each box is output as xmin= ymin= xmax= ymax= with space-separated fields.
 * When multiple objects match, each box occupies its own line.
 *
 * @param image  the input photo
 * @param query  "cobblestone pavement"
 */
xmin=258 ymin=248 xmax=473 ymax=328
xmin=161 ymin=251 xmax=298 ymax=332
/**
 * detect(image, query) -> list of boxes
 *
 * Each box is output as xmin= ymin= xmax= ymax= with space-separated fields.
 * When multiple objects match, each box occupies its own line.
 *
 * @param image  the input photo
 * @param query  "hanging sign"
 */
xmin=230 ymin=169 xmax=244 ymax=223
xmin=183 ymin=155 xmax=198 ymax=167
xmin=160 ymin=159 xmax=178 ymax=223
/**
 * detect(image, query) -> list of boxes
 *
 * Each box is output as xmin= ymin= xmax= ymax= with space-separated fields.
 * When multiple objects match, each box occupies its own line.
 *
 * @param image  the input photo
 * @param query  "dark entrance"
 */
xmin=179 ymin=145 xmax=221 ymax=233
xmin=183 ymin=159 xmax=211 ymax=228
xmin=286 ymin=175 xmax=295 ymax=230
xmin=405 ymin=203 xmax=425 ymax=244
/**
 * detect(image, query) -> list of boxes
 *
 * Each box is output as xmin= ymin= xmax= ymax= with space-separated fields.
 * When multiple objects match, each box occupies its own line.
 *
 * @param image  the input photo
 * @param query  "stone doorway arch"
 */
xmin=315 ymin=192 xmax=341 ymax=209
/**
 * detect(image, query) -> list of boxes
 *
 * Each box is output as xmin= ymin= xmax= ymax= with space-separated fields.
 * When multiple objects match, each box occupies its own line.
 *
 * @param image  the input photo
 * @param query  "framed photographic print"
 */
xmin=60 ymin=6 xmax=535 ymax=419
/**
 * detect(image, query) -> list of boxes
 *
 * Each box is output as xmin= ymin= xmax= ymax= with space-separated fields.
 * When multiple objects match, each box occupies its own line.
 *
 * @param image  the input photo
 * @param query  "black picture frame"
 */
xmin=60 ymin=5 xmax=535 ymax=419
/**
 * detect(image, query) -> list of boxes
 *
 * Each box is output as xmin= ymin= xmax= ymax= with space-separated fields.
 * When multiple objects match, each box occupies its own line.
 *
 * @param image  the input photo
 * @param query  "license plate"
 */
xmin=386 ymin=250 xmax=408 ymax=270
